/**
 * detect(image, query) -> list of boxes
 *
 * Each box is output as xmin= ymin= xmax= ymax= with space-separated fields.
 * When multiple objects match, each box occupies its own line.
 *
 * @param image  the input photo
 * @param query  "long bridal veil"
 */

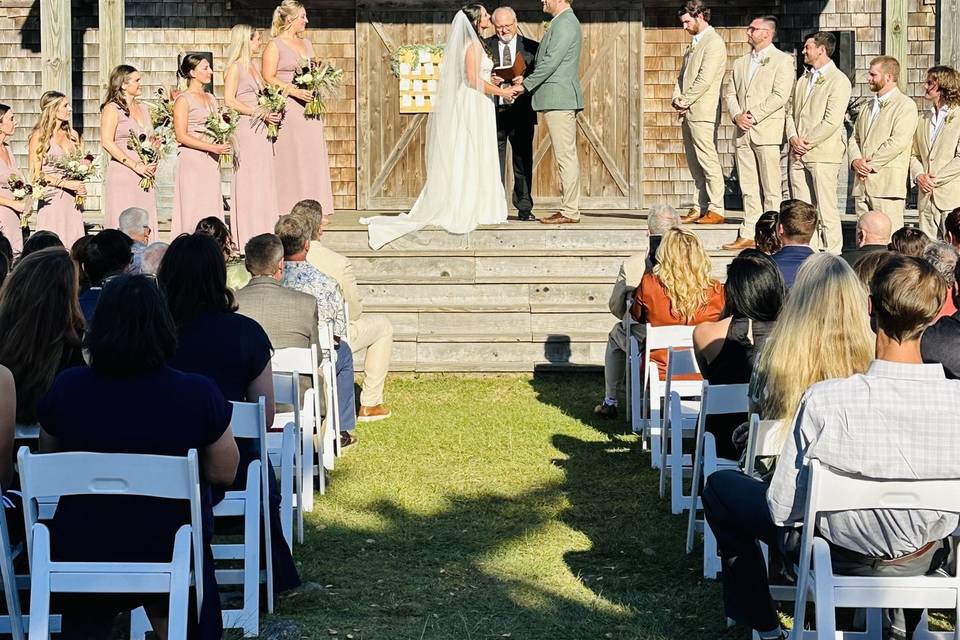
xmin=362 ymin=11 xmax=507 ymax=250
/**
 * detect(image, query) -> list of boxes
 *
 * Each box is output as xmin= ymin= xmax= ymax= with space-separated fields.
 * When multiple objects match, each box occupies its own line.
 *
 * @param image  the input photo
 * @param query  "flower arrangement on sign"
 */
xmin=256 ymin=85 xmax=288 ymax=142
xmin=293 ymin=59 xmax=345 ymax=119
xmin=205 ymin=108 xmax=239 ymax=165
xmin=52 ymin=151 xmax=98 ymax=208
xmin=143 ymin=88 xmax=178 ymax=149
xmin=390 ymin=44 xmax=444 ymax=78
xmin=126 ymin=131 xmax=166 ymax=191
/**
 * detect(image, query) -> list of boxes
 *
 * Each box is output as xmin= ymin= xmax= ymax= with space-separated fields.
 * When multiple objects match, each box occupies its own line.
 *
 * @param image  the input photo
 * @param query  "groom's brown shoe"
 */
xmin=680 ymin=207 xmax=702 ymax=224
xmin=541 ymin=213 xmax=579 ymax=225
xmin=539 ymin=213 xmax=564 ymax=224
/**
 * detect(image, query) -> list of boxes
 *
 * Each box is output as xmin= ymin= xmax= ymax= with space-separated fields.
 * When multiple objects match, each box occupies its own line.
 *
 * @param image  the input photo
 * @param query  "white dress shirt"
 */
xmin=805 ymin=60 xmax=836 ymax=100
xmin=930 ymin=105 xmax=950 ymax=146
xmin=868 ymin=86 xmax=898 ymax=129
xmin=747 ymin=44 xmax=773 ymax=84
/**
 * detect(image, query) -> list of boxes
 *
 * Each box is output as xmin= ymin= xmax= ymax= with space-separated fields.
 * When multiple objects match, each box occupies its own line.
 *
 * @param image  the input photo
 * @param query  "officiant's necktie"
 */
xmin=502 ymin=44 xmax=512 ymax=68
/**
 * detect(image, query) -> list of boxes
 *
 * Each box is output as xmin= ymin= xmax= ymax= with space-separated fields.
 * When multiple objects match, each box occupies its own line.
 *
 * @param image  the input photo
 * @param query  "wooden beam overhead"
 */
xmin=40 ymin=0 xmax=71 ymax=96
xmin=99 ymin=0 xmax=126 ymax=94
xmin=943 ymin=0 xmax=960 ymax=68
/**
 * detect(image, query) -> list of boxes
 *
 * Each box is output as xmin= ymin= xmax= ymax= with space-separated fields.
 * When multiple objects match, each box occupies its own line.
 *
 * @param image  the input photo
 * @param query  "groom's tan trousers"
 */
xmin=543 ymin=110 xmax=581 ymax=220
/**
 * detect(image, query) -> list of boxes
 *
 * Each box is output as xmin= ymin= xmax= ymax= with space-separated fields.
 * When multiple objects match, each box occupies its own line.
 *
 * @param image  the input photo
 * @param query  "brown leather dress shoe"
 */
xmin=680 ymin=207 xmax=702 ymax=224
xmin=541 ymin=213 xmax=579 ymax=225
xmin=539 ymin=213 xmax=564 ymax=224
xmin=722 ymin=236 xmax=756 ymax=251
xmin=695 ymin=211 xmax=726 ymax=224
xmin=358 ymin=404 xmax=391 ymax=422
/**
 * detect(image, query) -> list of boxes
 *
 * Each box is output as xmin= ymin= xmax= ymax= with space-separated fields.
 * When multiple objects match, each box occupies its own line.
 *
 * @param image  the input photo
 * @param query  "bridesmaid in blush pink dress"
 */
xmin=0 ymin=104 xmax=25 ymax=254
xmin=100 ymin=65 xmax=159 ymax=232
xmin=171 ymin=54 xmax=230 ymax=238
xmin=29 ymin=91 xmax=86 ymax=249
xmin=262 ymin=1 xmax=335 ymax=216
xmin=224 ymin=25 xmax=281 ymax=251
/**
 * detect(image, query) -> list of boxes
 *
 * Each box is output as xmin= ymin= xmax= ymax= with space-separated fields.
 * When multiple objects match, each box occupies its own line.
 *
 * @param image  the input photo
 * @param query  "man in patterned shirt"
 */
xmin=702 ymin=255 xmax=960 ymax=640
xmin=275 ymin=214 xmax=357 ymax=448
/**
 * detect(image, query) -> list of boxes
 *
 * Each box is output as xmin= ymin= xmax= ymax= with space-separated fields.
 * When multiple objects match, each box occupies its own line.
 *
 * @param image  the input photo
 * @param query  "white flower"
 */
xmin=299 ymin=73 xmax=314 ymax=85
xmin=12 ymin=189 xmax=25 ymax=199
xmin=68 ymin=161 xmax=79 ymax=169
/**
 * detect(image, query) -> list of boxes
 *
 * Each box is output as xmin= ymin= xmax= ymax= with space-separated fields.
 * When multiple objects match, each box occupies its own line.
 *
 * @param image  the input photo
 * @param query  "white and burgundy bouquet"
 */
xmin=255 ymin=84 xmax=287 ymax=142
xmin=205 ymin=107 xmax=239 ymax=165
xmin=293 ymin=58 xmax=344 ymax=119
xmin=52 ymin=151 xmax=98 ymax=207
xmin=126 ymin=130 xmax=166 ymax=191
xmin=144 ymin=87 xmax=178 ymax=149
xmin=6 ymin=174 xmax=46 ymax=228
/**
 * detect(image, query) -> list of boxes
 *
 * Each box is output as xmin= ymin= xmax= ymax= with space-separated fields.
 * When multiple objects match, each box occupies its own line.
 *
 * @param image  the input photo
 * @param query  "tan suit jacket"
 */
xmin=673 ymin=27 xmax=727 ymax=123
xmin=911 ymin=107 xmax=960 ymax=211
xmin=785 ymin=64 xmax=852 ymax=164
xmin=848 ymin=91 xmax=918 ymax=199
xmin=235 ymin=276 xmax=320 ymax=349
xmin=307 ymin=240 xmax=362 ymax=321
xmin=725 ymin=47 xmax=795 ymax=147
xmin=608 ymin=253 xmax=649 ymax=319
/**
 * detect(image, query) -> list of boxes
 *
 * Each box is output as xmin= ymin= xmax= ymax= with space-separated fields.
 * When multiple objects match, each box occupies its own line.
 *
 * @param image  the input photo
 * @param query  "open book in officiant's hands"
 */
xmin=493 ymin=55 xmax=527 ymax=83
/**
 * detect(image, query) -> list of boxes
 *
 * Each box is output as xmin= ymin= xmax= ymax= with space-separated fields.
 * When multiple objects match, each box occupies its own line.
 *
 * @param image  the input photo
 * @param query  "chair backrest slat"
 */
xmin=700 ymin=382 xmax=750 ymax=416
xmin=646 ymin=324 xmax=695 ymax=352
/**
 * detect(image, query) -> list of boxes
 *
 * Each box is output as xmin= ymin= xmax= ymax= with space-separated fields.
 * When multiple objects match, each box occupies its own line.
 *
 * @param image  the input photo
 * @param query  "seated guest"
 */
xmin=853 ymin=249 xmax=896 ymax=289
xmin=595 ymin=203 xmax=680 ymax=418
xmin=923 ymin=240 xmax=959 ymax=318
xmin=0 ymin=364 xmax=20 ymax=545
xmin=118 ymin=206 xmax=152 ymax=274
xmin=841 ymin=210 xmax=892 ymax=267
xmin=70 ymin=236 xmax=93 ymax=292
xmin=141 ymin=241 xmax=168 ymax=275
xmin=693 ymin=250 xmax=784 ymax=459
xmin=19 ymin=230 xmax=62 ymax=261
xmin=291 ymin=199 xmax=394 ymax=421
xmin=195 ymin=216 xmax=249 ymax=290
xmin=754 ymin=212 xmax=781 ymax=255
xmin=158 ymin=233 xmax=301 ymax=594
xmin=888 ymin=226 xmax=930 ymax=256
xmin=751 ymin=254 xmax=874 ymax=429
xmin=0 ymin=248 xmax=85 ymax=425
xmin=275 ymin=215 xmax=358 ymax=446
xmin=922 ymin=259 xmax=960 ymax=378
xmin=771 ymin=200 xmax=817 ymax=290
xmin=0 ymin=233 xmax=13 ymax=269
xmin=704 ymin=255 xmax=959 ymax=640
xmin=38 ymin=274 xmax=239 ymax=639
xmin=76 ymin=229 xmax=134 ymax=323
xmin=944 ymin=207 xmax=960 ymax=248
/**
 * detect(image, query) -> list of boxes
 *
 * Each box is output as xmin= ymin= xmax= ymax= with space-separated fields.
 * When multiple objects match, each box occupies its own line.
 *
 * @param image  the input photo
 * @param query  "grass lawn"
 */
xmin=272 ymin=372 xmax=743 ymax=640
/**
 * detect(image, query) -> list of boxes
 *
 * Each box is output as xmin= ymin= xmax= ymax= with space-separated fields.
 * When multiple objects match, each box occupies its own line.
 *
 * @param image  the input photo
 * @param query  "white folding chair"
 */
xmin=684 ymin=382 xmax=749 ymax=579
xmin=640 ymin=324 xmax=696 ymax=468
xmin=317 ymin=319 xmax=343 ymax=458
xmin=271 ymin=372 xmax=305 ymax=546
xmin=658 ymin=348 xmax=703 ymax=512
xmin=272 ymin=346 xmax=326 ymax=510
xmin=744 ymin=414 xmax=782 ymax=479
xmin=0 ymin=496 xmax=24 ymax=640
xmin=792 ymin=459 xmax=960 ymax=640
xmin=18 ymin=447 xmax=204 ymax=640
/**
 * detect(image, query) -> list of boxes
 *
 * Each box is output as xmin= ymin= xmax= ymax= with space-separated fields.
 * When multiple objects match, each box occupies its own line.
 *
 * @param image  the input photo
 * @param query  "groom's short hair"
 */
xmin=678 ymin=0 xmax=710 ymax=21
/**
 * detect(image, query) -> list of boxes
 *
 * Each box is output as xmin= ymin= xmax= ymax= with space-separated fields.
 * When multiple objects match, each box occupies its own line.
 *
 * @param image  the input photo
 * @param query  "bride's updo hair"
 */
xmin=460 ymin=3 xmax=487 ymax=37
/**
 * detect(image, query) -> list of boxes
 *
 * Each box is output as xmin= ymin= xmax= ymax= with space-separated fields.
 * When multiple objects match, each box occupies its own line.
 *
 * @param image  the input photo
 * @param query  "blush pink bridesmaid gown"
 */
xmin=0 ymin=144 xmax=24 ymax=254
xmin=273 ymin=38 xmax=335 ymax=216
xmin=102 ymin=102 xmax=159 ymax=233
xmin=171 ymin=92 xmax=224 ymax=238
xmin=36 ymin=138 xmax=86 ymax=248
xmin=229 ymin=63 xmax=280 ymax=251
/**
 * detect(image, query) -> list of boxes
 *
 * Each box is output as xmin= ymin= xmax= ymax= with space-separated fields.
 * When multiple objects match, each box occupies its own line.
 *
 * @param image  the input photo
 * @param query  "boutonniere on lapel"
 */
xmin=542 ymin=21 xmax=551 ymax=32
xmin=878 ymin=99 xmax=890 ymax=111
xmin=685 ymin=42 xmax=695 ymax=55
xmin=947 ymin=110 xmax=957 ymax=125
xmin=815 ymin=74 xmax=826 ymax=86
xmin=759 ymin=57 xmax=771 ymax=67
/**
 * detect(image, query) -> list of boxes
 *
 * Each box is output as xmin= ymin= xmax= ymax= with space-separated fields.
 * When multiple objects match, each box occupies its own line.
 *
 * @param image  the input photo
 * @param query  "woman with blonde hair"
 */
xmin=225 ymin=24 xmax=282 ymax=250
xmin=262 ymin=0 xmax=334 ymax=216
xmin=99 ymin=64 xmax=158 ymax=232
xmin=171 ymin=54 xmax=231 ymax=236
xmin=752 ymin=253 xmax=874 ymax=449
xmin=28 ymin=91 xmax=86 ymax=247
xmin=596 ymin=227 xmax=724 ymax=418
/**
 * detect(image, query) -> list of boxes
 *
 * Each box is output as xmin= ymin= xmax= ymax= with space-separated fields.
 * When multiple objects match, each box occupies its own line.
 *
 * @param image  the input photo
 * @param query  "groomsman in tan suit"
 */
xmin=786 ymin=32 xmax=852 ymax=254
xmin=849 ymin=56 xmax=918 ymax=234
xmin=722 ymin=15 xmax=795 ymax=250
xmin=673 ymin=0 xmax=728 ymax=225
xmin=911 ymin=66 xmax=960 ymax=239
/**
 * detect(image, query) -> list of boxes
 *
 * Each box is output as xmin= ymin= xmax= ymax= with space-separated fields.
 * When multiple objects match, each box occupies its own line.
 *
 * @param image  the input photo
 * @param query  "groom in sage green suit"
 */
xmin=518 ymin=0 xmax=583 ymax=224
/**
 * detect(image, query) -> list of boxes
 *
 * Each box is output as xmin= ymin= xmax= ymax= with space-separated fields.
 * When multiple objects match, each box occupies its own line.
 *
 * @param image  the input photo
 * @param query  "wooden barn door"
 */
xmin=356 ymin=5 xmax=643 ymax=210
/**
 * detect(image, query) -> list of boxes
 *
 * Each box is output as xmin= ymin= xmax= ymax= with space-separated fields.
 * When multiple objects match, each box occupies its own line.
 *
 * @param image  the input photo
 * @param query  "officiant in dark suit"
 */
xmin=487 ymin=6 xmax=538 ymax=221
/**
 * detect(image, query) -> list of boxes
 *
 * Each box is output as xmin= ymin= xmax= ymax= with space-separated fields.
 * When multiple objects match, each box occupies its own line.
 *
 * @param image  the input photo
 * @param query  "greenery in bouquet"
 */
xmin=125 ymin=130 xmax=166 ymax=191
xmin=144 ymin=87 xmax=178 ymax=149
xmin=52 ymin=150 xmax=98 ymax=208
xmin=389 ymin=44 xmax=444 ymax=78
xmin=7 ymin=174 xmax=47 ymax=228
xmin=293 ymin=58 xmax=345 ymax=119
xmin=255 ymin=84 xmax=287 ymax=142
xmin=205 ymin=107 xmax=239 ymax=166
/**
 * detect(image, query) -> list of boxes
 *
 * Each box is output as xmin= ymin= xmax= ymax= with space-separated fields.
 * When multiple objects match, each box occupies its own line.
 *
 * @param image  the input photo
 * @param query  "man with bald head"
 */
xmin=841 ymin=210 xmax=893 ymax=267
xmin=486 ymin=6 xmax=539 ymax=221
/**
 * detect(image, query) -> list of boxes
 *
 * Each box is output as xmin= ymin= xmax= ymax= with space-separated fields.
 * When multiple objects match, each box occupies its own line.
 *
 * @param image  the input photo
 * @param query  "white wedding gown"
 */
xmin=362 ymin=13 xmax=508 ymax=250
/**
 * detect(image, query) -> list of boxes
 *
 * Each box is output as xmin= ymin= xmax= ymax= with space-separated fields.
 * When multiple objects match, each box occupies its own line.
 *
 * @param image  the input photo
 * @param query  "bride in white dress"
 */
xmin=362 ymin=4 xmax=517 ymax=250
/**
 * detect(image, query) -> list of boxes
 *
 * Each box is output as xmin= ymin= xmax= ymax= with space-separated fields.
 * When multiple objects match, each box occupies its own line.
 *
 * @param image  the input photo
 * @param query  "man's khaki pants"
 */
xmin=604 ymin=321 xmax=646 ymax=400
xmin=542 ymin=110 xmax=581 ymax=220
xmin=789 ymin=158 xmax=843 ymax=254
xmin=918 ymin=199 xmax=953 ymax=240
xmin=349 ymin=314 xmax=393 ymax=407
xmin=854 ymin=195 xmax=905 ymax=235
xmin=736 ymin=141 xmax=782 ymax=238
xmin=682 ymin=118 xmax=725 ymax=215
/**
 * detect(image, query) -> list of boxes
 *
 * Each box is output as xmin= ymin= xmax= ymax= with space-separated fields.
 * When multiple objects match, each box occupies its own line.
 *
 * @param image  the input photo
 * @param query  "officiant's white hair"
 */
xmin=492 ymin=6 xmax=516 ymax=20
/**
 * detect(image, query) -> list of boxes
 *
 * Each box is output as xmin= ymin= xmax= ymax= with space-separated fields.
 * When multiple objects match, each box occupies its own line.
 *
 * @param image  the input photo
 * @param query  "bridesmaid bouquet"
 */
xmin=6 ymin=174 xmax=44 ymax=228
xmin=255 ymin=85 xmax=287 ymax=142
xmin=52 ymin=151 xmax=98 ymax=208
xmin=145 ymin=88 xmax=178 ymax=149
xmin=206 ymin=108 xmax=239 ymax=167
xmin=126 ymin=130 xmax=166 ymax=191
xmin=293 ymin=58 xmax=344 ymax=119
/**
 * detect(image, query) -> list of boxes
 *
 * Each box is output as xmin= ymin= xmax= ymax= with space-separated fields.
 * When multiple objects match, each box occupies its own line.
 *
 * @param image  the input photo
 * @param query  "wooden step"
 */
xmin=373 ymin=311 xmax=616 ymax=343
